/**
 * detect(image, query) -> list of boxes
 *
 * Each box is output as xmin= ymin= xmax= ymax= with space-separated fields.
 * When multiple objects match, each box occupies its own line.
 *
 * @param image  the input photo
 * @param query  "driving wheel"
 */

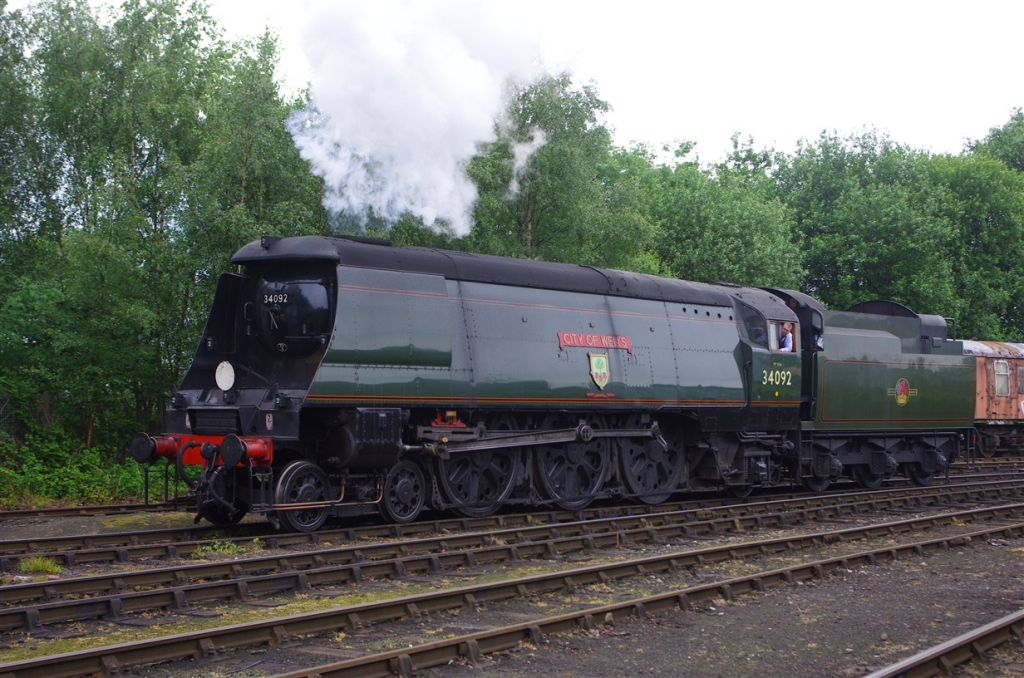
xmin=437 ymin=448 xmax=519 ymax=517
xmin=535 ymin=417 xmax=610 ymax=511
xmin=618 ymin=438 xmax=683 ymax=505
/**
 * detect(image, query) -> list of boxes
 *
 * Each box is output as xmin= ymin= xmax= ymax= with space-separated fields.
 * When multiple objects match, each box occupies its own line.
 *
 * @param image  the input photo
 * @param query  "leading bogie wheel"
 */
xmin=274 ymin=460 xmax=331 ymax=532
xmin=198 ymin=467 xmax=249 ymax=527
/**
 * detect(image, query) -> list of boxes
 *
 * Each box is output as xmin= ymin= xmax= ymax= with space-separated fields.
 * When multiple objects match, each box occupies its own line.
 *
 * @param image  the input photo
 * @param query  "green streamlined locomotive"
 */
xmin=133 ymin=236 xmax=973 ymax=531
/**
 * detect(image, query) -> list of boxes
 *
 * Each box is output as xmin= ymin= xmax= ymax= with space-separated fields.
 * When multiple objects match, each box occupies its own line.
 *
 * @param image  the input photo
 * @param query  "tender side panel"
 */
xmin=813 ymin=326 xmax=974 ymax=430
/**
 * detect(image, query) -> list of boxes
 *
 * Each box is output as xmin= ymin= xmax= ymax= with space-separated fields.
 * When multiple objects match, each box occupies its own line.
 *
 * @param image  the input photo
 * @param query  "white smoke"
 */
xmin=507 ymin=127 xmax=547 ymax=199
xmin=289 ymin=1 xmax=545 ymax=235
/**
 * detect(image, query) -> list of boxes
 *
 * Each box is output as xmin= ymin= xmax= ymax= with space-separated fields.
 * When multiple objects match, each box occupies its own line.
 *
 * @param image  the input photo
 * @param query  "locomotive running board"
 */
xmin=414 ymin=422 xmax=666 ymax=457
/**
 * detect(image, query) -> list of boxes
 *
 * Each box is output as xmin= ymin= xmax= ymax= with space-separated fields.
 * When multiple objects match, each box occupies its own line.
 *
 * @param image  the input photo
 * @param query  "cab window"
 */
xmin=740 ymin=305 xmax=769 ymax=349
xmin=769 ymin=321 xmax=798 ymax=353
xmin=255 ymin=267 xmax=332 ymax=357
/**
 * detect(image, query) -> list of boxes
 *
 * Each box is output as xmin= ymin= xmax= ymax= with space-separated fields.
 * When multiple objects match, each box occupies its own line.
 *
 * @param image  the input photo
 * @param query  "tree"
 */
xmin=650 ymin=141 xmax=802 ymax=288
xmin=970 ymin=109 xmax=1024 ymax=173
xmin=775 ymin=132 xmax=958 ymax=314
xmin=927 ymin=152 xmax=1024 ymax=339
xmin=467 ymin=74 xmax=653 ymax=268
xmin=0 ymin=2 xmax=34 ymax=273
xmin=0 ymin=0 xmax=336 ymax=460
xmin=183 ymin=31 xmax=328 ymax=393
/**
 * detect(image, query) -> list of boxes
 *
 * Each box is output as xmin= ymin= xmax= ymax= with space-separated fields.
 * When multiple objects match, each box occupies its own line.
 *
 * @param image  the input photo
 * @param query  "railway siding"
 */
xmin=4 ymin=478 xmax=1024 ymax=676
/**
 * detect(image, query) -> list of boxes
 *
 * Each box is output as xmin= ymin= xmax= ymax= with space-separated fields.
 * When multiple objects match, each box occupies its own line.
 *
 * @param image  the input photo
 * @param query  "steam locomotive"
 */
xmin=133 ymin=235 xmax=984 ymax=531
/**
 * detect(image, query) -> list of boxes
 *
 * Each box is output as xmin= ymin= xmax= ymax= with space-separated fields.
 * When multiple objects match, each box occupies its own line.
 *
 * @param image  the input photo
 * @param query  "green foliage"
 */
xmin=17 ymin=555 xmax=63 ymax=576
xmin=775 ymin=130 xmax=1024 ymax=339
xmin=467 ymin=74 xmax=654 ymax=268
xmin=925 ymin=152 xmax=1024 ymax=339
xmin=191 ymin=538 xmax=262 ymax=558
xmin=0 ymin=428 xmax=146 ymax=507
xmin=651 ymin=142 xmax=803 ymax=288
xmin=0 ymin=0 xmax=327 ymax=462
xmin=971 ymin=108 xmax=1024 ymax=172
xmin=364 ymin=214 xmax=463 ymax=249
xmin=0 ymin=3 xmax=33 ymax=272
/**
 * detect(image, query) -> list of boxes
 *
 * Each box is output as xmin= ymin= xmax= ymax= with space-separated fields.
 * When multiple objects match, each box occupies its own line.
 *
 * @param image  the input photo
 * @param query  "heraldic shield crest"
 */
xmin=588 ymin=352 xmax=610 ymax=390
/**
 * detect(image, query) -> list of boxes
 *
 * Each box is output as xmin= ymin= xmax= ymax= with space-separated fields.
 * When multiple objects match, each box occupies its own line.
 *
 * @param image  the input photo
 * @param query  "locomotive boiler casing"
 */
xmin=308 ymin=264 xmax=768 ymax=427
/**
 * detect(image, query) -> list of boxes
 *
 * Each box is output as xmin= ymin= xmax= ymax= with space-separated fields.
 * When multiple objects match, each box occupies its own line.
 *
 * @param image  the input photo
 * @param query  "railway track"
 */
xmin=2 ymin=476 xmax=1023 ymax=573
xmin=2 ymin=495 xmax=1023 ymax=676
xmin=1 ymin=495 xmax=1024 ymax=636
xmin=268 ymin=518 xmax=1024 ymax=678
xmin=1 ymin=477 xmax=1024 ymax=676
xmin=864 ymin=609 xmax=1024 ymax=677
xmin=0 ymin=499 xmax=193 ymax=522
xmin=0 ymin=461 xmax=1008 ymax=525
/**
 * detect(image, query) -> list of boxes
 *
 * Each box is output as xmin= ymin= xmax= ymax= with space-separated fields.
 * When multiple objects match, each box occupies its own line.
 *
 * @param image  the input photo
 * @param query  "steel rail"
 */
xmin=3 ymin=516 xmax=1021 ymax=678
xmin=2 ymin=477 xmax=1022 ymax=573
xmin=0 ymin=479 xmax=1007 ymax=578
xmin=6 ymin=496 xmax=1024 ymax=633
xmin=267 ymin=528 xmax=1024 ymax=678
xmin=0 ymin=465 xmax=1001 ymax=525
xmin=0 ymin=475 xmax=1020 ymax=607
xmin=863 ymin=608 xmax=1024 ymax=678
xmin=3 ymin=476 xmax=1023 ymax=573
xmin=0 ymin=500 xmax=194 ymax=522
xmin=0 ymin=472 xmax=1012 ymax=557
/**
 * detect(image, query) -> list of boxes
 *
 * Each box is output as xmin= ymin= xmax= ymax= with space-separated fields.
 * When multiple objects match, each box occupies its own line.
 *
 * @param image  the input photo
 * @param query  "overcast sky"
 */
xmin=205 ymin=0 xmax=1024 ymax=162
xmin=8 ymin=0 xmax=1023 ymax=232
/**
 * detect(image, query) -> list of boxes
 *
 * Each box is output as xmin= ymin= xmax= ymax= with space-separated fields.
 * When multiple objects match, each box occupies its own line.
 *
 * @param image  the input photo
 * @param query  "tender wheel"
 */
xmin=535 ymin=418 xmax=610 ymax=511
xmin=274 ymin=460 xmax=331 ymax=532
xmin=851 ymin=464 xmax=885 ymax=490
xmin=380 ymin=459 xmax=427 ymax=524
xmin=800 ymin=475 xmax=831 ymax=493
xmin=436 ymin=448 xmax=519 ymax=517
xmin=618 ymin=438 xmax=684 ymax=505
xmin=904 ymin=462 xmax=935 ymax=487
xmin=726 ymin=484 xmax=754 ymax=498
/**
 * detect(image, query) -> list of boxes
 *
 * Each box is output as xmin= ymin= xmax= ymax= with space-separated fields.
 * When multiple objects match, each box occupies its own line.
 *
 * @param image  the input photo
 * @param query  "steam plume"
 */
xmin=289 ymin=1 xmax=543 ymax=235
